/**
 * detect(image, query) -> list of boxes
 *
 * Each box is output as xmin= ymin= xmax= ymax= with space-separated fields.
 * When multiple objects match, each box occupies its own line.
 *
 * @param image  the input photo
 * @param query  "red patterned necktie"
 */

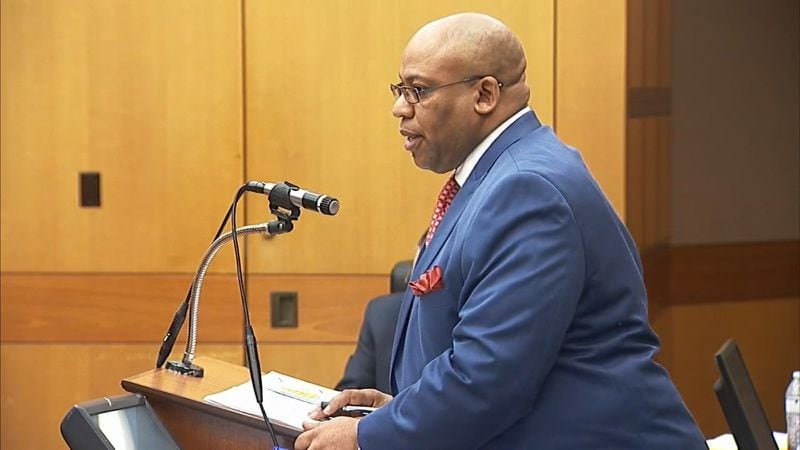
xmin=425 ymin=175 xmax=460 ymax=245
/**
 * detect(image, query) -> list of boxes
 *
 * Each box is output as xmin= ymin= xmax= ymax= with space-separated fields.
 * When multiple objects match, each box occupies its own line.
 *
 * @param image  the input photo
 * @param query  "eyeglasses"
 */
xmin=390 ymin=75 xmax=502 ymax=104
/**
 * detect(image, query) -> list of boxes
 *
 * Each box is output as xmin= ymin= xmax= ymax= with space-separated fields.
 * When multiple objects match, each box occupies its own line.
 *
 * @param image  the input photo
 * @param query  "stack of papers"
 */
xmin=204 ymin=371 xmax=340 ymax=431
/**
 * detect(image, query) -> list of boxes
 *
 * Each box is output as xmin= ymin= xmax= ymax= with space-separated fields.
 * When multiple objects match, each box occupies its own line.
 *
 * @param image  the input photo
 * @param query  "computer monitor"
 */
xmin=714 ymin=339 xmax=778 ymax=450
xmin=61 ymin=393 xmax=179 ymax=450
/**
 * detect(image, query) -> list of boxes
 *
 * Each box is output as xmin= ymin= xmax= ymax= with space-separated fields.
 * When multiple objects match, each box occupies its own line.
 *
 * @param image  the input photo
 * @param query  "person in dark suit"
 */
xmin=335 ymin=292 xmax=402 ymax=395
xmin=336 ymin=259 xmax=413 ymax=394
xmin=297 ymin=12 xmax=706 ymax=450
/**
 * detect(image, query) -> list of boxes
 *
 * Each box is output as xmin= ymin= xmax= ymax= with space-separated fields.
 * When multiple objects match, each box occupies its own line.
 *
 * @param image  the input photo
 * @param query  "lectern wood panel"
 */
xmin=123 ymin=356 xmax=297 ymax=450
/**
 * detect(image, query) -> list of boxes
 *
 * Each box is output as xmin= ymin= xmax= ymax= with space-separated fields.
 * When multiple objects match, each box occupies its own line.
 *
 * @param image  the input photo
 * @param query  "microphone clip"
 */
xmin=268 ymin=182 xmax=302 ymax=222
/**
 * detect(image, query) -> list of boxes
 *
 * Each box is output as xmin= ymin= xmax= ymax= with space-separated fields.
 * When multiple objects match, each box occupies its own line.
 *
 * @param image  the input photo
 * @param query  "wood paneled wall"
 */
xmin=0 ymin=344 xmax=245 ymax=450
xmin=1 ymin=274 xmax=386 ymax=344
xmin=626 ymin=0 xmax=800 ymax=439
xmin=1 ymin=2 xmax=243 ymax=446
xmin=626 ymin=0 xmax=671 ymax=249
xmin=0 ymin=0 xmax=244 ymax=274
xmin=625 ymin=0 xmax=673 ymax=348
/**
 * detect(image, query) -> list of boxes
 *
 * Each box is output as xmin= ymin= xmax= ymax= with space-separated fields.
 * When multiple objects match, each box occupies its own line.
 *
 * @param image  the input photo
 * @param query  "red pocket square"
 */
xmin=408 ymin=266 xmax=444 ymax=296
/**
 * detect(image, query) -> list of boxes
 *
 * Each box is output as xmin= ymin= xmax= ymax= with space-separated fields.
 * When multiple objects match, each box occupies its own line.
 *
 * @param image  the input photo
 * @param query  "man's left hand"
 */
xmin=294 ymin=417 xmax=359 ymax=450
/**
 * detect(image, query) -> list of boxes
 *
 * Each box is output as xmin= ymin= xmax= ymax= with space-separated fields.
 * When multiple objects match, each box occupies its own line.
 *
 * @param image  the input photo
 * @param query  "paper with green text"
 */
xmin=204 ymin=371 xmax=339 ymax=431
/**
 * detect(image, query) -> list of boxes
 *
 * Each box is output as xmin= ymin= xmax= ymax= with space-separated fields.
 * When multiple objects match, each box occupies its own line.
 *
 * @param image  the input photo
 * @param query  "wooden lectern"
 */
xmin=122 ymin=356 xmax=298 ymax=449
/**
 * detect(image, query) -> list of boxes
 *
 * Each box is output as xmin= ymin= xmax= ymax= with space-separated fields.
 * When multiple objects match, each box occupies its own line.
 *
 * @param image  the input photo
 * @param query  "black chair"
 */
xmin=390 ymin=260 xmax=413 ymax=294
xmin=713 ymin=339 xmax=778 ymax=450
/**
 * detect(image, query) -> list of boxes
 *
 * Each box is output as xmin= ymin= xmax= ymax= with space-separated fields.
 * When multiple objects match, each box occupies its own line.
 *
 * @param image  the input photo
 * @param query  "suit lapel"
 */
xmin=388 ymin=110 xmax=542 ymax=391
xmin=388 ymin=287 xmax=413 ymax=393
xmin=410 ymin=111 xmax=541 ymax=277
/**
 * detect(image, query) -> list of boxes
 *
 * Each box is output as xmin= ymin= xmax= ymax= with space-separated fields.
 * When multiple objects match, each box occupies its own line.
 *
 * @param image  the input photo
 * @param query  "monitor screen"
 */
xmin=61 ymin=394 xmax=179 ymax=450
xmin=714 ymin=339 xmax=777 ymax=450
xmin=93 ymin=403 xmax=176 ymax=450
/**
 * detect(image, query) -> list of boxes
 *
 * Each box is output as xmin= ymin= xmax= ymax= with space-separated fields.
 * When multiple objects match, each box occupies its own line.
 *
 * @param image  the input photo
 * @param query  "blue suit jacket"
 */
xmin=357 ymin=111 xmax=706 ymax=449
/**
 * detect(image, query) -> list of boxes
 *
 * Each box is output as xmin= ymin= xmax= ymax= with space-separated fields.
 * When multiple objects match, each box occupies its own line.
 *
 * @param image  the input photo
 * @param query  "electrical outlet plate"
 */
xmin=270 ymin=291 xmax=298 ymax=328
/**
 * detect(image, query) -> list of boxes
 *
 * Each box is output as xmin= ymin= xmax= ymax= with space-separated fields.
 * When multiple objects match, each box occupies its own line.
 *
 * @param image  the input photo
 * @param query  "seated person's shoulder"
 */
xmin=369 ymin=292 xmax=403 ymax=308
xmin=365 ymin=293 xmax=403 ymax=320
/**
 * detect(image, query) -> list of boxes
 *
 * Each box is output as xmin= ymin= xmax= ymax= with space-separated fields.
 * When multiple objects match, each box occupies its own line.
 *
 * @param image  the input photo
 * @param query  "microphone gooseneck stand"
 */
xmin=154 ymin=205 xmax=236 ymax=369
xmin=154 ymin=181 xmax=339 ymax=369
xmin=165 ymin=219 xmax=290 ymax=449
xmin=164 ymin=221 xmax=291 ymax=377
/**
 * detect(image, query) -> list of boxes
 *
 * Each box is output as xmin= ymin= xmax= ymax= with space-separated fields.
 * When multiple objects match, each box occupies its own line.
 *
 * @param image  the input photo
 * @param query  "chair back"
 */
xmin=390 ymin=260 xmax=413 ymax=294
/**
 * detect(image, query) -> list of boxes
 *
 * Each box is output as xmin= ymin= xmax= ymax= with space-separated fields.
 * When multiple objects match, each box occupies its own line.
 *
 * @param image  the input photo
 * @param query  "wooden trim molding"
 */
xmin=0 ymin=273 xmax=387 ymax=343
xmin=5 ymin=241 xmax=796 ymax=342
xmin=667 ymin=240 xmax=799 ymax=304
xmin=628 ymin=87 xmax=671 ymax=117
xmin=642 ymin=240 xmax=800 ymax=306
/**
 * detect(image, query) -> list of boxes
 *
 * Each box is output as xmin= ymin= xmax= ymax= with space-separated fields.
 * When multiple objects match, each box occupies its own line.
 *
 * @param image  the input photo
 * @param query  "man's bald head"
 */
xmin=405 ymin=13 xmax=529 ymax=107
xmin=393 ymin=13 xmax=532 ymax=174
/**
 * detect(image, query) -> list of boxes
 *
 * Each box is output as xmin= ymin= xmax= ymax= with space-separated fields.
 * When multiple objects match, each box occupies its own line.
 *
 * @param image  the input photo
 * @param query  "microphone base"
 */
xmin=165 ymin=360 xmax=205 ymax=378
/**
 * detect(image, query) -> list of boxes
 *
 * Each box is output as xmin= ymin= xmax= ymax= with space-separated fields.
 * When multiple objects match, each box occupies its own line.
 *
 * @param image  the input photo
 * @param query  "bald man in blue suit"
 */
xmin=297 ymin=12 xmax=707 ymax=450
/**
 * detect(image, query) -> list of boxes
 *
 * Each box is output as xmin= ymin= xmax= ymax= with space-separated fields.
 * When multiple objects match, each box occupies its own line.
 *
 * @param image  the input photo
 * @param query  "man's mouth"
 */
xmin=400 ymin=130 xmax=422 ymax=151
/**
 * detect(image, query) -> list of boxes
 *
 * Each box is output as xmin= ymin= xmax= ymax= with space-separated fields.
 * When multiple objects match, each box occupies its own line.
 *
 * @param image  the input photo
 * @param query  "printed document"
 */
xmin=204 ymin=371 xmax=339 ymax=431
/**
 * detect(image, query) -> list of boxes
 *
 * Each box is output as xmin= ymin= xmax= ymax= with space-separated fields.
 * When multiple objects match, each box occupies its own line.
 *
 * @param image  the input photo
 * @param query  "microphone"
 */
xmin=245 ymin=181 xmax=340 ymax=216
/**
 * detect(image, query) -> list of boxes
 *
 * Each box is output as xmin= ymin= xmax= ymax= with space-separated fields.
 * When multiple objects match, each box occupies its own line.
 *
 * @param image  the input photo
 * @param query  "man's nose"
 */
xmin=392 ymin=95 xmax=413 ymax=119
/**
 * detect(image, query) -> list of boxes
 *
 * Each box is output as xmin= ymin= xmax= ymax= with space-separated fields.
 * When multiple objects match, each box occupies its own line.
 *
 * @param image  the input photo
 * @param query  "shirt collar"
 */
xmin=453 ymin=106 xmax=531 ymax=186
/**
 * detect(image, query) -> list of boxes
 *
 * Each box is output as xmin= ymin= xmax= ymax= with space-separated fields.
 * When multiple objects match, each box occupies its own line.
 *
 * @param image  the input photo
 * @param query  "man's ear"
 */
xmin=474 ymin=77 xmax=501 ymax=115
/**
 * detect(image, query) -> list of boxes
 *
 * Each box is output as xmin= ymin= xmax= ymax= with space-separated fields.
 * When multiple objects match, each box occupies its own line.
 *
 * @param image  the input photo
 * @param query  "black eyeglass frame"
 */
xmin=390 ymin=75 xmax=503 ymax=104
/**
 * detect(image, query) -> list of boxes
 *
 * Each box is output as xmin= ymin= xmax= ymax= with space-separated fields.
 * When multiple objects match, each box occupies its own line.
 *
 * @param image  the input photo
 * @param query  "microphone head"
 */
xmin=320 ymin=196 xmax=340 ymax=215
